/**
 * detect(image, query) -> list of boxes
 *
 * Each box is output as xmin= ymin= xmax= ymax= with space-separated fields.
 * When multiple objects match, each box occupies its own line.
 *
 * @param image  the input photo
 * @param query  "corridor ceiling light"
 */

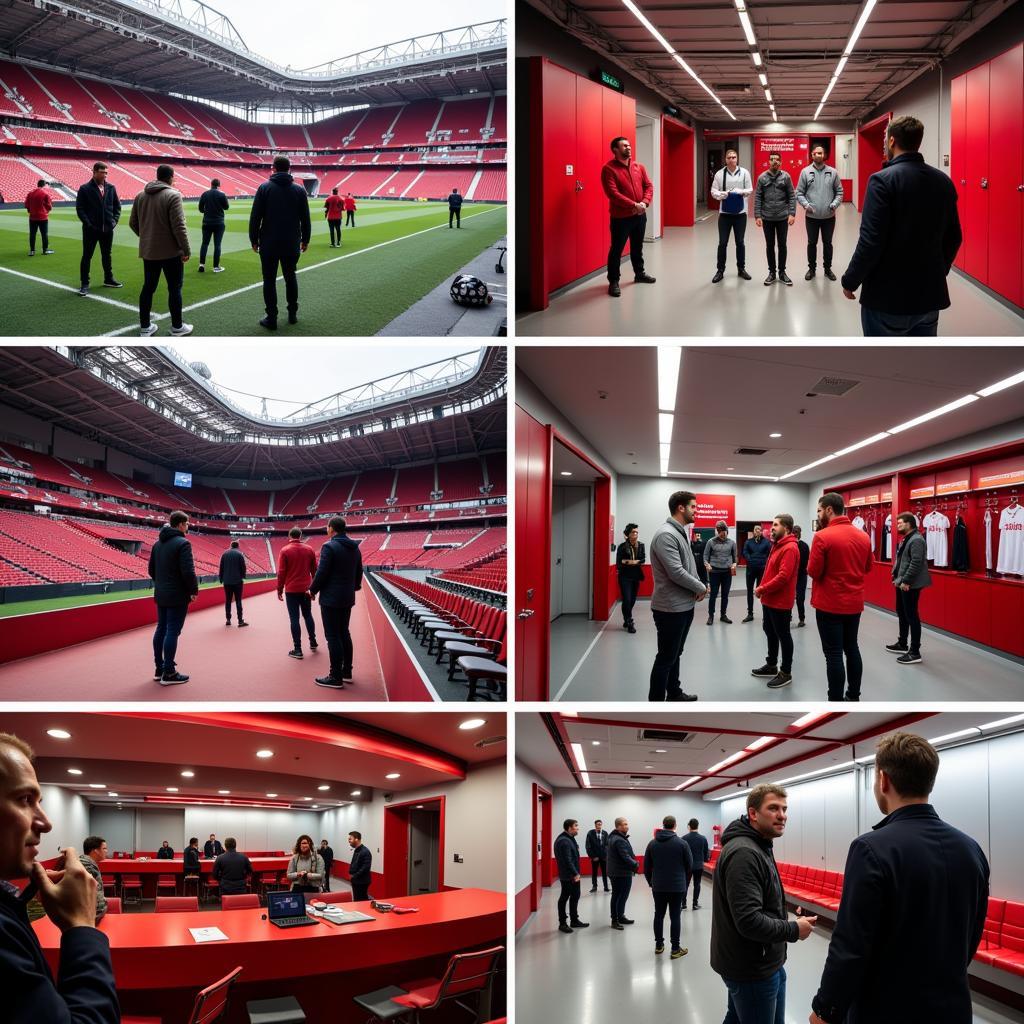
xmin=581 ymin=771 xmax=592 ymax=788
xmin=779 ymin=454 xmax=838 ymax=480
xmin=571 ymin=742 xmax=589 ymax=774
xmin=660 ymin=413 xmax=674 ymax=445
xmin=980 ymin=713 xmax=1024 ymax=732
xmin=887 ymin=394 xmax=979 ymax=434
xmin=929 ymin=727 xmax=981 ymax=744
xmin=107 ymin=792 xmax=118 ymax=797
xmin=166 ymin=787 xmax=178 ymax=792
xmin=180 ymin=770 xmax=195 ymax=778
xmin=318 ymin=784 xmax=330 ymax=790
xmin=737 ymin=9 xmax=756 ymax=47
xmin=669 ymin=472 xmax=780 ymax=481
xmin=674 ymin=776 xmax=702 ymax=790
xmin=707 ymin=751 xmax=747 ymax=774
xmin=764 ymin=88 xmax=773 ymax=102
xmin=790 ymin=710 xmax=831 ymax=729
xmin=67 ymin=768 xmax=83 ymax=775
xmin=88 ymin=783 xmax=105 ymax=789
xmin=385 ymin=773 xmax=401 ymax=780
xmin=655 ymin=749 xmax=667 ymax=753
xmin=977 ymin=369 xmax=1024 ymax=396
xmin=709 ymin=787 xmax=752 ymax=801
xmin=350 ymin=790 xmax=361 ymax=796
xmin=658 ymin=347 xmax=681 ymax=411
xmin=745 ymin=736 xmax=775 ymax=752
xmin=769 ymin=432 xmax=782 ymax=438
xmin=266 ymin=792 xmax=278 ymax=798
xmin=751 ymin=51 xmax=762 ymax=67
xmin=591 ymin=740 xmax=601 ymax=746
xmin=758 ymin=73 xmax=768 ymax=86
xmin=560 ymin=471 xmax=573 ymax=476
xmin=833 ymin=432 xmax=890 ymax=458
xmin=778 ymin=760 xmax=856 ymax=785
xmin=816 ymin=0 xmax=877 ymax=118
xmin=622 ymin=0 xmax=675 ymax=54
xmin=256 ymin=749 xmax=274 ymax=759
xmin=303 ymin=796 xmax=313 ymax=801
xmin=459 ymin=718 xmax=486 ymax=730
xmin=47 ymin=729 xmax=71 ymax=739
xmin=835 ymin=56 xmax=849 ymax=77
xmin=218 ymin=790 xmax=230 ymax=794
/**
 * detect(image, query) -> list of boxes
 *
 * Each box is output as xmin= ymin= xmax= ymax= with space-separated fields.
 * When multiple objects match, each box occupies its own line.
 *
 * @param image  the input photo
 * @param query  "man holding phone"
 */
xmin=0 ymin=730 xmax=119 ymax=1022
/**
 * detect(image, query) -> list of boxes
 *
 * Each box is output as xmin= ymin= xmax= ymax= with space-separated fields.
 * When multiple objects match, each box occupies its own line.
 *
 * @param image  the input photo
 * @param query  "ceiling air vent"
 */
xmin=807 ymin=375 xmax=861 ymax=397
xmin=638 ymin=729 xmax=694 ymax=744
xmin=734 ymin=447 xmax=768 ymax=456
xmin=714 ymin=83 xmax=754 ymax=96
xmin=474 ymin=735 xmax=506 ymax=748
xmin=629 ymin=775 xmax=653 ymax=780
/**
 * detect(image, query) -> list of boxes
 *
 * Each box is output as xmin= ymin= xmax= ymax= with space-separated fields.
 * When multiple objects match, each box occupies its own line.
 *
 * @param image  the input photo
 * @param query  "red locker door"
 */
xmin=987 ymin=44 xmax=1024 ymax=306
xmin=964 ymin=62 xmax=991 ymax=284
xmin=575 ymin=77 xmax=607 ymax=282
xmin=541 ymin=61 xmax=578 ymax=294
xmin=950 ymin=73 xmax=967 ymax=271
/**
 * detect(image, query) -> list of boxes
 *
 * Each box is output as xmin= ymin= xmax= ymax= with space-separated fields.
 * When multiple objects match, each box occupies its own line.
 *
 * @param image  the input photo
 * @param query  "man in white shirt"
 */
xmin=710 ymin=149 xmax=753 ymax=284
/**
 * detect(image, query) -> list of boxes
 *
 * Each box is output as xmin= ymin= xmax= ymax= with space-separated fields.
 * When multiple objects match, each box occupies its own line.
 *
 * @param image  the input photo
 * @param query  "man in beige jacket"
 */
xmin=129 ymin=164 xmax=193 ymax=337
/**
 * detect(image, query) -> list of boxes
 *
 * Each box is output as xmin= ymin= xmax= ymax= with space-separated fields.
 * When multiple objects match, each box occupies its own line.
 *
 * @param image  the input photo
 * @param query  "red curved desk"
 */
xmin=34 ymin=889 xmax=506 ymax=1022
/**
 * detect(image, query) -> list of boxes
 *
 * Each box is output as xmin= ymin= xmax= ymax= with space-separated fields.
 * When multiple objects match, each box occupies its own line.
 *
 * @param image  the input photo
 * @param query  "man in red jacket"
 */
xmin=601 ymin=136 xmax=656 ymax=297
xmin=24 ymin=181 xmax=54 ymax=256
xmin=344 ymin=193 xmax=357 ymax=227
xmin=324 ymin=188 xmax=344 ymax=247
xmin=752 ymin=514 xmax=800 ymax=689
xmin=277 ymin=527 xmax=319 ymax=659
xmin=807 ymin=492 xmax=874 ymax=702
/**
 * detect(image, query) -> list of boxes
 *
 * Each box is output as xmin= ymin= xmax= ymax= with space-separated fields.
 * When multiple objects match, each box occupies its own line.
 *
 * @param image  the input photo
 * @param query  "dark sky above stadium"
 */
xmin=209 ymin=1 xmax=506 ymax=70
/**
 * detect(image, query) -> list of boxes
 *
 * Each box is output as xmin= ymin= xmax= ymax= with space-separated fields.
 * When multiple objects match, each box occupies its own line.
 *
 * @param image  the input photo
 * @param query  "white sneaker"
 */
xmin=213 ymin=266 xmax=224 ymax=273
xmin=139 ymin=323 xmax=159 ymax=337
xmin=169 ymin=322 xmax=194 ymax=336
xmin=44 ymin=249 xmax=54 ymax=254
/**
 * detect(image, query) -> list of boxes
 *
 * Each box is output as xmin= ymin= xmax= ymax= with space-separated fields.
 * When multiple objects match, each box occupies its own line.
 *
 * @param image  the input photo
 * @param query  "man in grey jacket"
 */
xmin=796 ymin=145 xmax=843 ymax=281
xmin=649 ymin=490 xmax=708 ymax=701
xmin=754 ymin=153 xmax=796 ymax=286
xmin=129 ymin=164 xmax=193 ymax=337
xmin=703 ymin=521 xmax=737 ymax=626
xmin=887 ymin=512 xmax=931 ymax=665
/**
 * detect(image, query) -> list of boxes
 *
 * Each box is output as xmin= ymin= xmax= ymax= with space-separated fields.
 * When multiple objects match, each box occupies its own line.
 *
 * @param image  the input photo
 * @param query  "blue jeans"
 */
xmin=153 ymin=604 xmax=188 ymax=675
xmin=861 ymin=306 xmax=939 ymax=337
xmin=199 ymin=223 xmax=225 ymax=266
xmin=722 ymin=966 xmax=786 ymax=1024
xmin=610 ymin=874 xmax=632 ymax=922
xmin=815 ymin=609 xmax=863 ymax=701
xmin=285 ymin=591 xmax=317 ymax=648
xmin=653 ymin=891 xmax=683 ymax=948
xmin=685 ymin=868 xmax=701 ymax=906
xmin=619 ymin=576 xmax=639 ymax=624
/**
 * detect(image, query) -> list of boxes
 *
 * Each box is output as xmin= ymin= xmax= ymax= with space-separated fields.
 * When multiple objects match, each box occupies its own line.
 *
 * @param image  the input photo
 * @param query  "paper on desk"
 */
xmin=189 ymin=927 xmax=229 ymax=943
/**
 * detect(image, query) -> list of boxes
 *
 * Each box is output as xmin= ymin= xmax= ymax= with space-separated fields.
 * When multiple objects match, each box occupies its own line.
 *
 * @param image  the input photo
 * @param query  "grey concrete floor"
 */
xmin=516 ymin=209 xmax=1024 ymax=338
xmin=550 ymin=589 xmax=1024 ymax=702
xmin=516 ymin=882 xmax=1024 ymax=1024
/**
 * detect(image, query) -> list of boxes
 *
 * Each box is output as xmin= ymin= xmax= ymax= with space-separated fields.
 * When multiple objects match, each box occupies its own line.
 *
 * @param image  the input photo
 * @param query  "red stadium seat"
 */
xmin=311 ymin=891 xmax=353 ymax=905
xmin=156 ymin=896 xmax=199 ymax=913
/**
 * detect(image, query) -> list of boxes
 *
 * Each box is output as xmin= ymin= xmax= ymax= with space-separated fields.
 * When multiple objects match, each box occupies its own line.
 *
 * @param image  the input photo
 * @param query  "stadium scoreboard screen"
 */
xmin=174 ymin=471 xmax=193 ymax=488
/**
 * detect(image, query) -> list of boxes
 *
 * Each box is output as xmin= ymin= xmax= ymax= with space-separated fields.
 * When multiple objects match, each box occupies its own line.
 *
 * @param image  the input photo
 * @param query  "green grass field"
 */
xmin=0 ymin=579 xmax=235 ymax=618
xmin=0 ymin=199 xmax=505 ymax=337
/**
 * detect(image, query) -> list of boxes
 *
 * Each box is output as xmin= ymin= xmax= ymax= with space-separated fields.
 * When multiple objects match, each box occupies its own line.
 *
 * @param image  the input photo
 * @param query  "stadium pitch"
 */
xmin=0 ymin=198 xmax=505 ymax=337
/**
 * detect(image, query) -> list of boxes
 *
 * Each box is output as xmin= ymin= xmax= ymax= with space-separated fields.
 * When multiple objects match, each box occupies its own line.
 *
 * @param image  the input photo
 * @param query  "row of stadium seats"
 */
xmin=0 ymin=60 xmax=505 ymax=148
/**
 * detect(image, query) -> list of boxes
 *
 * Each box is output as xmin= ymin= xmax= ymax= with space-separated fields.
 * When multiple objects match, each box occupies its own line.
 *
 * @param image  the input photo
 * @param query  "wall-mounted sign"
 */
xmin=910 ymin=485 xmax=936 ymax=500
xmin=594 ymin=68 xmax=624 ymax=92
xmin=936 ymin=477 xmax=970 ymax=495
xmin=693 ymin=494 xmax=736 ymax=528
xmin=978 ymin=468 xmax=1024 ymax=489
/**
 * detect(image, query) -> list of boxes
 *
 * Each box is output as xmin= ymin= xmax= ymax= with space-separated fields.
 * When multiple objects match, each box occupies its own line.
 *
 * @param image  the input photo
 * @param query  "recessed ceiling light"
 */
xmin=769 ymin=433 xmax=782 ymax=438
xmin=459 ymin=718 xmax=486 ymax=730
xmin=267 ymin=793 xmax=278 ymax=798
xmin=726 ymin=467 xmax=735 ymax=471
xmin=591 ymin=740 xmax=601 ymax=746
xmin=385 ymin=773 xmax=400 ymax=780
xmin=416 ymin=804 xmax=424 ymax=809
xmin=180 ymin=770 xmax=195 ymax=778
xmin=67 ymin=768 xmax=83 ymax=775
xmin=88 ymin=783 xmax=105 ymax=789
xmin=655 ymin=749 xmax=667 ymax=754
xmin=311 ymin=805 xmax=319 ymax=809
xmin=166 ymin=787 xmax=178 ymax=792
xmin=303 ymin=796 xmax=312 ymax=801
xmin=107 ymin=792 xmax=118 ymax=797
xmin=350 ymin=790 xmax=361 ymax=796
xmin=318 ymin=784 xmax=330 ymax=791
xmin=47 ymin=729 xmax=71 ymax=740
xmin=218 ymin=789 xmax=230 ymax=795
xmin=256 ymin=750 xmax=273 ymax=759
xmin=560 ymin=471 xmax=573 ymax=476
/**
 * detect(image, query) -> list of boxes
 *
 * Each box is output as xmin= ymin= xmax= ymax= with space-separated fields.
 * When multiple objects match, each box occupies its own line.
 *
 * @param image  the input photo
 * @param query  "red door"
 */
xmin=950 ymin=73 xmax=967 ymax=271
xmin=542 ymin=61 xmax=578 ymax=294
xmin=963 ymin=62 xmax=990 ymax=284
xmin=515 ymin=406 xmax=551 ymax=701
xmin=575 ymin=76 xmax=606 ymax=283
xmin=987 ymin=43 xmax=1024 ymax=306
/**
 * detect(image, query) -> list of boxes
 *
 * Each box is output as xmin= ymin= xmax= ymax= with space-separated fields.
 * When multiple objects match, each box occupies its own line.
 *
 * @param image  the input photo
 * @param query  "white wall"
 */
xmin=137 ymin=809 xmax=185 ymax=850
xmin=320 ymin=761 xmax=506 ymax=893
xmin=40 ymin=785 xmax=90 ymax=861
xmin=184 ymin=807 xmax=321 ymax=852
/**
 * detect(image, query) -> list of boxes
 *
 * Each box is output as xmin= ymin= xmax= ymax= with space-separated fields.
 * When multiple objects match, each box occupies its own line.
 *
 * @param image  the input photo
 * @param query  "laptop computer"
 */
xmin=267 ymin=890 xmax=318 ymax=929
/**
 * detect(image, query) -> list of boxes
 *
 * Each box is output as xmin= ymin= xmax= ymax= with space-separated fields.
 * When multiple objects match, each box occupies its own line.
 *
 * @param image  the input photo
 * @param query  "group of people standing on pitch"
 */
xmin=148 ymin=511 xmax=363 ymax=690
xmin=621 ymin=490 xmax=933 ymax=702
xmin=601 ymin=115 xmax=962 ymax=336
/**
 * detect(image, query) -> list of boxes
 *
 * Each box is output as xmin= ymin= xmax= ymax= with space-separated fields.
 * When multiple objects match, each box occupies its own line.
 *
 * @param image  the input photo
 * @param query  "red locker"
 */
xmin=950 ymin=74 xmax=967 ymax=271
xmin=542 ymin=61 xmax=579 ymax=294
xmin=963 ymin=63 xmax=990 ymax=283
xmin=575 ymin=77 xmax=606 ymax=287
xmin=987 ymin=43 xmax=1024 ymax=307
xmin=991 ymin=583 xmax=1024 ymax=657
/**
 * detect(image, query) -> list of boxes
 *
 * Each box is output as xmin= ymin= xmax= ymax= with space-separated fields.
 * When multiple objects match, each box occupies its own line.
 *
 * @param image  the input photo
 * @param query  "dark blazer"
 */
xmin=249 ymin=172 xmax=311 ymax=250
xmin=585 ymin=828 xmax=608 ymax=859
xmin=615 ymin=541 xmax=646 ymax=582
xmin=203 ymin=839 xmax=224 ymax=859
xmin=310 ymin=534 xmax=363 ymax=608
xmin=148 ymin=525 xmax=199 ymax=608
xmin=812 ymin=804 xmax=989 ymax=1024
xmin=554 ymin=832 xmax=581 ymax=881
xmin=76 ymin=179 xmax=121 ymax=233
xmin=842 ymin=152 xmax=962 ymax=315
xmin=349 ymin=844 xmax=372 ymax=886
xmin=2 ymin=880 xmax=119 ymax=1023
xmin=156 ymin=846 xmax=174 ymax=859
xmin=218 ymin=547 xmax=247 ymax=586
xmin=320 ymin=845 xmax=334 ymax=873
xmin=212 ymin=850 xmax=252 ymax=896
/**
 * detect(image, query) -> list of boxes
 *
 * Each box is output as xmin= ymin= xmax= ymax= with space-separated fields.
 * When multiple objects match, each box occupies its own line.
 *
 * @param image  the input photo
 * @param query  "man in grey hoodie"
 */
xmin=648 ymin=490 xmax=708 ymax=701
xmin=796 ymin=145 xmax=843 ymax=281
xmin=129 ymin=164 xmax=193 ymax=337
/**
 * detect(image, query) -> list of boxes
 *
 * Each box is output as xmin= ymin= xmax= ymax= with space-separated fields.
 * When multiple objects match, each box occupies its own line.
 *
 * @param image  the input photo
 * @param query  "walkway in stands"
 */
xmin=0 ymin=588 xmax=387 ymax=701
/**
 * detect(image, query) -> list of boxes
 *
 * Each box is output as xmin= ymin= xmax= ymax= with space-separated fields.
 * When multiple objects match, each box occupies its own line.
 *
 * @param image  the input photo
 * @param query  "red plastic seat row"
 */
xmin=975 ymin=899 xmax=1024 ymax=977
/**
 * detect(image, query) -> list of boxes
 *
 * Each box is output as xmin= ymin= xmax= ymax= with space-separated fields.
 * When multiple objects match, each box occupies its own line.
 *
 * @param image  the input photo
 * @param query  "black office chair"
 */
xmin=245 ymin=996 xmax=306 ymax=1024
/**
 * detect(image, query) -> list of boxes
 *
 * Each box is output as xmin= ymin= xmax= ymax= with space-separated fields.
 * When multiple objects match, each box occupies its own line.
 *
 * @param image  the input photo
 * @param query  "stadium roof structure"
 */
xmin=1 ymin=0 xmax=506 ymax=110
xmin=0 ymin=346 xmax=507 ymax=481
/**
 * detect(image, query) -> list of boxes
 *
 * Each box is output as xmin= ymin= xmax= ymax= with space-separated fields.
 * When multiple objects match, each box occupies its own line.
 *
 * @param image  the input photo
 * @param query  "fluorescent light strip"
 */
xmin=571 ymin=742 xmax=589 ymax=776
xmin=737 ymin=9 xmax=756 ymax=46
xmin=777 ymin=760 xmax=856 ymax=786
xmin=816 ymin=0 xmax=876 ymax=117
xmin=707 ymin=750 xmax=747 ymax=774
xmin=886 ymin=394 xmax=979 ymax=434
xmin=779 ymin=453 xmax=837 ymax=481
xmin=833 ymin=432 xmax=891 ymax=458
xmin=977 ymin=369 xmax=1024 ymax=397
xmin=674 ymin=775 xmax=702 ymax=790
xmin=929 ymin=727 xmax=981 ymax=744
xmin=745 ymin=735 xmax=775 ymax=752
xmin=668 ymin=471 xmax=780 ymax=481
xmin=581 ymin=771 xmax=592 ymax=788
xmin=751 ymin=52 xmax=762 ymax=67
xmin=980 ymin=713 xmax=1024 ymax=732
xmin=791 ymin=710 xmax=831 ymax=729
xmin=658 ymin=347 xmax=681 ymax=411
xmin=622 ymin=0 xmax=676 ymax=54
xmin=758 ymin=73 xmax=768 ymax=86
xmin=660 ymin=412 xmax=674 ymax=445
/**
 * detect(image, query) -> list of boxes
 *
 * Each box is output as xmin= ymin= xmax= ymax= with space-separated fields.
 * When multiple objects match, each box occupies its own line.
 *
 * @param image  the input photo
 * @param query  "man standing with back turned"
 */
xmin=149 ymin=510 xmax=198 ymax=686
xmin=309 ymin=516 xmax=363 ymax=690
xmin=249 ymin=155 xmax=311 ymax=331
xmin=809 ymin=732 xmax=988 ymax=1023
xmin=277 ymin=527 xmax=319 ymax=659
xmin=601 ymin=136 xmax=655 ymax=297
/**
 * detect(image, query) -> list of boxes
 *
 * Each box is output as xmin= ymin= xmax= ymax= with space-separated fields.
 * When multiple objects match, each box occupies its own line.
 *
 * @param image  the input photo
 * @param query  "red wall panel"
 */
xmin=576 ymin=77 xmax=606 ymax=285
xmin=542 ymin=61 xmax=579 ymax=294
xmin=963 ymin=62 xmax=991 ymax=283
xmin=990 ymin=583 xmax=1024 ymax=656
xmin=662 ymin=118 xmax=695 ymax=228
xmin=950 ymin=74 xmax=967 ymax=271
xmin=857 ymin=115 xmax=889 ymax=211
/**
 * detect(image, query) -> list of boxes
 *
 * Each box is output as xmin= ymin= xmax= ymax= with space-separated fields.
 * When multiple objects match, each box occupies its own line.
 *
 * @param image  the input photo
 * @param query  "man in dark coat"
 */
xmin=887 ymin=512 xmax=932 ymax=665
xmin=197 ymin=178 xmax=229 ymax=272
xmin=249 ymin=155 xmax=311 ymax=329
xmin=212 ymin=838 xmax=252 ymax=896
xmin=347 ymin=832 xmax=372 ymax=901
xmin=148 ymin=510 xmax=198 ymax=685
xmin=1 ymin=730 xmax=119 ymax=1023
xmin=810 ymin=732 xmax=988 ymax=1024
xmin=607 ymin=817 xmax=639 ymax=929
xmin=554 ymin=819 xmax=589 ymax=933
xmin=218 ymin=540 xmax=248 ymax=627
xmin=309 ymin=515 xmax=363 ymax=689
xmin=156 ymin=841 xmax=174 ymax=860
xmin=584 ymin=819 xmax=610 ymax=893
xmin=204 ymin=834 xmax=224 ymax=859
xmin=447 ymin=187 xmax=463 ymax=228
xmin=644 ymin=815 xmax=693 ymax=958
xmin=681 ymin=818 xmax=710 ymax=909
xmin=842 ymin=115 xmax=962 ymax=336
xmin=75 ymin=161 xmax=122 ymax=296
xmin=319 ymin=840 xmax=334 ymax=892
xmin=793 ymin=524 xmax=810 ymax=627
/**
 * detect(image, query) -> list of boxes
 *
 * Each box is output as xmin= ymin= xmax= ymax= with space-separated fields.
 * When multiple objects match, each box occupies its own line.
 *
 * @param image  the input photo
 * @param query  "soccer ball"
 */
xmin=450 ymin=275 xmax=492 ymax=308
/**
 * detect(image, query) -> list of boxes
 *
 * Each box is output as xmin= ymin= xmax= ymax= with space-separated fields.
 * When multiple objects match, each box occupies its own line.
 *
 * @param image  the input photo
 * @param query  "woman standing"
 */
xmin=616 ymin=523 xmax=646 ymax=634
xmin=286 ymin=835 xmax=324 ymax=894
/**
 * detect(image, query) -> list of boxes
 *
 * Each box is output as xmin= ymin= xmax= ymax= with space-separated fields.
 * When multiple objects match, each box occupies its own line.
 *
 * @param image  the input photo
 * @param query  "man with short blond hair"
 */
xmin=810 ymin=733 xmax=988 ymax=1023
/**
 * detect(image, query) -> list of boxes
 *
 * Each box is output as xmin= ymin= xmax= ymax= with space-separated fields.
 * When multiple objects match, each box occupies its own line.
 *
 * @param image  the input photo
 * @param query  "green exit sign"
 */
xmin=595 ymin=68 xmax=625 ymax=93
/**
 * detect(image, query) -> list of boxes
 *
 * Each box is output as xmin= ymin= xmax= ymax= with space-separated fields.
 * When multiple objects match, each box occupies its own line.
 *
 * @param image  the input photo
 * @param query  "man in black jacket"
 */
xmin=887 ymin=513 xmax=932 ymax=665
xmin=711 ymin=784 xmax=815 ymax=1022
xmin=156 ymin=841 xmax=174 ymax=859
xmin=554 ymin=819 xmax=588 ymax=933
xmin=681 ymin=818 xmax=709 ymax=909
xmin=197 ymin=178 xmax=229 ymax=272
xmin=793 ymin=525 xmax=810 ymax=627
xmin=584 ymin=819 xmax=610 ymax=893
xmin=218 ymin=540 xmax=249 ymax=627
xmin=810 ymin=732 xmax=988 ymax=1024
xmin=319 ymin=840 xmax=334 ymax=892
xmin=842 ymin=115 xmax=962 ymax=337
xmin=249 ymin=155 xmax=311 ymax=330
xmin=183 ymin=838 xmax=201 ymax=886
xmin=309 ymin=515 xmax=363 ymax=689
xmin=212 ymin=838 xmax=252 ymax=896
xmin=203 ymin=834 xmax=224 ymax=859
xmin=148 ymin=511 xmax=198 ymax=685
xmin=448 ymin=187 xmax=463 ymax=228
xmin=76 ymin=162 xmax=122 ymax=296
xmin=347 ymin=831 xmax=372 ymax=901
xmin=644 ymin=815 xmax=693 ymax=958
xmin=1 ymin=730 xmax=119 ymax=1023
xmin=607 ymin=817 xmax=639 ymax=929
